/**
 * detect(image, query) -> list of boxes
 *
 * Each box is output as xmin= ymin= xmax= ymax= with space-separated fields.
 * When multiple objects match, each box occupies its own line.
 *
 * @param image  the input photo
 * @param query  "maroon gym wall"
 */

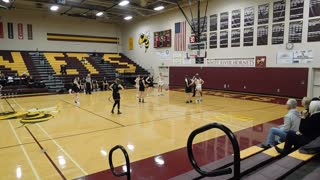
xmin=169 ymin=67 xmax=308 ymax=98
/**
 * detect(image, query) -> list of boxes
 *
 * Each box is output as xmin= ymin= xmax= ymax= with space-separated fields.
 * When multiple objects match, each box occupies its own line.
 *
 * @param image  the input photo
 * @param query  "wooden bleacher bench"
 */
xmin=170 ymin=144 xmax=283 ymax=180
xmin=243 ymin=146 xmax=319 ymax=180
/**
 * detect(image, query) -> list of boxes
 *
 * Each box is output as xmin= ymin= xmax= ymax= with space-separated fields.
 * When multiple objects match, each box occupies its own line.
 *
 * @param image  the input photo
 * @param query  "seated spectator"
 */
xmin=275 ymin=100 xmax=320 ymax=155
xmin=60 ymin=65 xmax=67 ymax=75
xmin=28 ymin=76 xmax=35 ymax=88
xmin=92 ymin=79 xmax=99 ymax=91
xmin=261 ymin=99 xmax=301 ymax=148
xmin=20 ymin=72 xmax=28 ymax=84
xmin=81 ymin=57 xmax=88 ymax=65
xmin=0 ymin=73 xmax=6 ymax=86
xmin=7 ymin=76 xmax=14 ymax=85
xmin=80 ymin=77 xmax=86 ymax=91
xmin=102 ymin=77 xmax=109 ymax=91
xmin=301 ymin=97 xmax=311 ymax=120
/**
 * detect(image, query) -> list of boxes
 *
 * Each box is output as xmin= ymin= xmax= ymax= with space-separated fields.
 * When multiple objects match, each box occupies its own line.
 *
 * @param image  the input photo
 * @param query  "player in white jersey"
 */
xmin=194 ymin=75 xmax=204 ymax=103
xmin=158 ymin=73 xmax=164 ymax=96
xmin=134 ymin=75 xmax=140 ymax=97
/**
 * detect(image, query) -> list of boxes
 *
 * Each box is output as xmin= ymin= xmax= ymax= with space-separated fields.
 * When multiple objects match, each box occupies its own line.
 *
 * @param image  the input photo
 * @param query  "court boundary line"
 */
xmin=5 ymin=98 xmax=16 ymax=112
xmin=12 ymin=99 xmax=88 ymax=176
xmin=8 ymin=99 xmax=66 ymax=180
xmin=60 ymin=99 xmax=125 ymax=127
xmin=170 ymin=87 xmax=303 ymax=99
xmin=8 ymin=121 xmax=41 ymax=180
xmin=36 ymin=123 xmax=88 ymax=175
xmin=25 ymin=126 xmax=67 ymax=180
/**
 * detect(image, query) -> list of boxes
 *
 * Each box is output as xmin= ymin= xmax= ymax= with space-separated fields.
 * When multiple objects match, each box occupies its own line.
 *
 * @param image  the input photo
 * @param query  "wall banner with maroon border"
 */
xmin=207 ymin=57 xmax=256 ymax=67
xmin=8 ymin=22 xmax=13 ymax=39
xmin=255 ymin=56 xmax=266 ymax=68
xmin=27 ymin=24 xmax=33 ymax=40
xmin=18 ymin=23 xmax=23 ymax=40
xmin=0 ymin=22 xmax=3 ymax=39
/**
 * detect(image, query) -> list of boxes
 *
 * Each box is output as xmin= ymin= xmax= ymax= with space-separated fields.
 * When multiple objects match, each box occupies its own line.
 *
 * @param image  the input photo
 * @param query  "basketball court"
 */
xmin=0 ymin=0 xmax=320 ymax=179
xmin=1 ymin=89 xmax=291 ymax=179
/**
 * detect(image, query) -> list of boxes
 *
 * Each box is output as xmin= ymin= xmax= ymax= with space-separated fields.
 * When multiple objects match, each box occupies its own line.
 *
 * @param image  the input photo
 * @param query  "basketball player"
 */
xmin=138 ymin=76 xmax=146 ymax=103
xmin=85 ymin=74 xmax=92 ymax=95
xmin=110 ymin=78 xmax=124 ymax=114
xmin=135 ymin=75 xmax=140 ymax=97
xmin=192 ymin=73 xmax=199 ymax=97
xmin=185 ymin=75 xmax=194 ymax=103
xmin=194 ymin=74 xmax=204 ymax=103
xmin=72 ymin=77 xmax=81 ymax=105
xmin=145 ymin=75 xmax=154 ymax=96
xmin=158 ymin=73 xmax=164 ymax=96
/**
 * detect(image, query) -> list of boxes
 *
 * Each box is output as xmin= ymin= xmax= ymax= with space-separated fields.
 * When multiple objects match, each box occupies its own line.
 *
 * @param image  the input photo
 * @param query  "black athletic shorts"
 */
xmin=113 ymin=93 xmax=120 ymax=100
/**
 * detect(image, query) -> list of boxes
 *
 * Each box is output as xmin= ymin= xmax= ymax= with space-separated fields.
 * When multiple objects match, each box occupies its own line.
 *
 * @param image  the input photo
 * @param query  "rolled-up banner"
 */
xmin=18 ymin=23 xmax=23 ymax=40
xmin=27 ymin=24 xmax=33 ymax=40
xmin=8 ymin=22 xmax=13 ymax=39
xmin=0 ymin=22 xmax=3 ymax=39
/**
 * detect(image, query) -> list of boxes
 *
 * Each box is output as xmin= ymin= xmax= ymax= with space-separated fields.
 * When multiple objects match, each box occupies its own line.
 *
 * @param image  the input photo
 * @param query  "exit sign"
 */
xmin=57 ymin=0 xmax=66 ymax=4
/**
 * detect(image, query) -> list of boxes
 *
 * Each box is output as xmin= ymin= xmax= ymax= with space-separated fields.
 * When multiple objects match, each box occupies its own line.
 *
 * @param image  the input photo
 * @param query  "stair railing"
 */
xmin=108 ymin=145 xmax=131 ymax=180
xmin=187 ymin=123 xmax=240 ymax=179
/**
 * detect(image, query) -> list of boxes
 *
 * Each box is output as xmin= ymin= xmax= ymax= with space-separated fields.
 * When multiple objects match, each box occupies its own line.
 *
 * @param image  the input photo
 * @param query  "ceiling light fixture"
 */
xmin=50 ymin=5 xmax=59 ymax=11
xmin=96 ymin=12 xmax=104 ymax=16
xmin=124 ymin=16 xmax=132 ymax=20
xmin=154 ymin=6 xmax=164 ymax=11
xmin=119 ymin=0 xmax=129 ymax=6
xmin=2 ymin=0 xmax=10 ymax=3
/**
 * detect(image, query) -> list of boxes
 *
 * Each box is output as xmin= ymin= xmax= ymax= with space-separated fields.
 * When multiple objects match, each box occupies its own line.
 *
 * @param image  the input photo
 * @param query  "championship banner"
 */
xmin=0 ymin=22 xmax=3 ymax=39
xmin=128 ymin=37 xmax=133 ymax=50
xmin=27 ymin=24 xmax=33 ymax=40
xmin=207 ymin=57 xmax=256 ymax=67
xmin=18 ymin=23 xmax=23 ymax=40
xmin=8 ymin=22 xmax=13 ymax=39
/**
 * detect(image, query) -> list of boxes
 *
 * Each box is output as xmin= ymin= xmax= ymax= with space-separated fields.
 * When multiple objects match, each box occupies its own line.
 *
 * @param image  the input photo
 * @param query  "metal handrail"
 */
xmin=108 ymin=145 xmax=131 ymax=180
xmin=187 ymin=123 xmax=241 ymax=179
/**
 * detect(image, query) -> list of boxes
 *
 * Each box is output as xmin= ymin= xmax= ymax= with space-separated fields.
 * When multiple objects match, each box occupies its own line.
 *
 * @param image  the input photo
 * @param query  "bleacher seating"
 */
xmin=0 ymin=51 xmax=29 ymax=76
xmin=0 ymin=51 xmax=149 ymax=93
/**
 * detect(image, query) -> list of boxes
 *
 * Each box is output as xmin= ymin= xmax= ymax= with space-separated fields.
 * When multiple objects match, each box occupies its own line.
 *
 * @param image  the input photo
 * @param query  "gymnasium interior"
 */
xmin=1 ymin=0 xmax=320 ymax=179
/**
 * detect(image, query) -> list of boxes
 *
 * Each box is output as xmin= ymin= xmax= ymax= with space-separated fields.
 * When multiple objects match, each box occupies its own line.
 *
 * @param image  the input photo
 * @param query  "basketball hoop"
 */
xmin=186 ymin=41 xmax=207 ymax=59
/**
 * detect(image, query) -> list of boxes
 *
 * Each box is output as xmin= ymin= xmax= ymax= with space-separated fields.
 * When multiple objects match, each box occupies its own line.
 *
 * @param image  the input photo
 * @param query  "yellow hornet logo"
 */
xmin=138 ymin=33 xmax=150 ymax=53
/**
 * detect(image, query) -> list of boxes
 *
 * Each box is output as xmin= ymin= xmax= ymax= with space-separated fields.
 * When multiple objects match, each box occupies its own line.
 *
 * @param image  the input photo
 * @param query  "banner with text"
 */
xmin=207 ymin=57 xmax=256 ymax=67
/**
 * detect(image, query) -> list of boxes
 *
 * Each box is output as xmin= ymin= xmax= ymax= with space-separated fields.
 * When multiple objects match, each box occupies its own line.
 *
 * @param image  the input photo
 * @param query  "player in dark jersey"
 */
xmin=145 ymin=75 xmax=154 ymax=96
xmin=185 ymin=75 xmax=194 ymax=103
xmin=72 ymin=77 xmax=81 ymax=105
xmin=110 ymin=78 xmax=124 ymax=114
xmin=138 ymin=76 xmax=146 ymax=103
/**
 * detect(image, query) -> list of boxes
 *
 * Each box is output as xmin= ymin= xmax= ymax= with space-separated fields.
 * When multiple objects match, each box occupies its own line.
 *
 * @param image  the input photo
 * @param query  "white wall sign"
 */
xmin=293 ymin=50 xmax=313 ymax=64
xmin=277 ymin=51 xmax=293 ymax=64
xmin=156 ymin=49 xmax=170 ymax=60
xmin=183 ymin=56 xmax=192 ymax=65
xmin=207 ymin=57 xmax=255 ymax=67
xmin=173 ymin=52 xmax=183 ymax=65
xmin=277 ymin=50 xmax=313 ymax=64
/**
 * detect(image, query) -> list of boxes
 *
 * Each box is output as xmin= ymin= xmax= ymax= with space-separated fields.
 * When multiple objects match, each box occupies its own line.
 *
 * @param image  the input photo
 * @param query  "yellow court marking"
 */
xmin=240 ymin=146 xmax=264 ymax=159
xmin=289 ymin=150 xmax=316 ymax=161
xmin=212 ymin=113 xmax=254 ymax=122
xmin=20 ymin=115 xmax=53 ymax=123
xmin=263 ymin=143 xmax=285 ymax=157
xmin=0 ymin=111 xmax=28 ymax=120
xmin=23 ymin=113 xmax=46 ymax=120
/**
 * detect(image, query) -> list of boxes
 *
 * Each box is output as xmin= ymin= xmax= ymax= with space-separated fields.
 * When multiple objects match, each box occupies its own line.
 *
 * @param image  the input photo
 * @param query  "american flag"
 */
xmin=174 ymin=21 xmax=186 ymax=51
